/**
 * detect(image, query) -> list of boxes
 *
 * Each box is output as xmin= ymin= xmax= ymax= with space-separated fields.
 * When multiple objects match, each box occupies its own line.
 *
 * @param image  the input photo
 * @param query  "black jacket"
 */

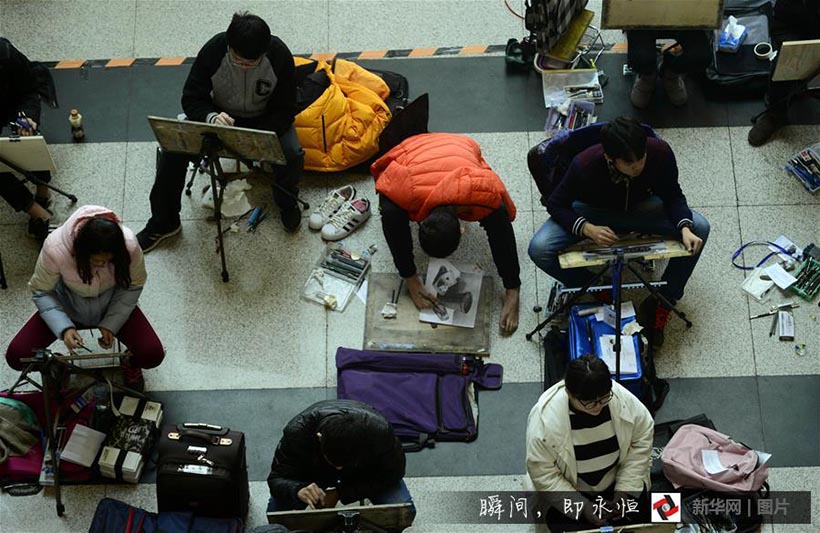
xmin=181 ymin=32 xmax=296 ymax=136
xmin=547 ymin=137 xmax=693 ymax=236
xmin=267 ymin=400 xmax=406 ymax=505
xmin=0 ymin=38 xmax=40 ymax=125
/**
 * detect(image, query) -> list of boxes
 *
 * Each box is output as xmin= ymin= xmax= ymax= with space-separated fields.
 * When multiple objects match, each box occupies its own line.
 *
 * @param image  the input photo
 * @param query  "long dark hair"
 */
xmin=74 ymin=217 xmax=131 ymax=288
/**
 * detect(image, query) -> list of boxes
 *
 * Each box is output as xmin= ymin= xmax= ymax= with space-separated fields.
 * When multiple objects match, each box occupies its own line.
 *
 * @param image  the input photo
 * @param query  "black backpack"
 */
xmin=703 ymin=0 xmax=774 ymax=100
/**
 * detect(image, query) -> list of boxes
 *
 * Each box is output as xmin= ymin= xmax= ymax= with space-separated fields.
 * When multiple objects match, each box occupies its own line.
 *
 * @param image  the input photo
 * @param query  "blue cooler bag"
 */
xmin=568 ymin=303 xmax=645 ymax=398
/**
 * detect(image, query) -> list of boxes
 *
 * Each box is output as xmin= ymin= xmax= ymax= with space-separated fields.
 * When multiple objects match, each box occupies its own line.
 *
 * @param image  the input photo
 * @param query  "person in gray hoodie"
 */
xmin=137 ymin=11 xmax=303 ymax=252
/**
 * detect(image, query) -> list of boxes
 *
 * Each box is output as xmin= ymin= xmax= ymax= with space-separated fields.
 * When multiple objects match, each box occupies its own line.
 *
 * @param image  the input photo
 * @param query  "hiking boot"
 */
xmin=638 ymin=295 xmax=672 ymax=348
xmin=748 ymin=110 xmax=787 ymax=147
xmin=309 ymin=185 xmax=356 ymax=230
xmin=321 ymin=198 xmax=371 ymax=241
xmin=662 ymin=70 xmax=688 ymax=107
xmin=630 ymin=72 xmax=657 ymax=109
xmin=27 ymin=217 xmax=50 ymax=244
xmin=122 ymin=364 xmax=145 ymax=393
xmin=137 ymin=223 xmax=181 ymax=252
xmin=280 ymin=205 xmax=302 ymax=232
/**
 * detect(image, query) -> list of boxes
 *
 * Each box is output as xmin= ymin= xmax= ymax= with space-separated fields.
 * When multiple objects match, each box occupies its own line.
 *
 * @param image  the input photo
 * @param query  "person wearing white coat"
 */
xmin=525 ymin=354 xmax=653 ymax=531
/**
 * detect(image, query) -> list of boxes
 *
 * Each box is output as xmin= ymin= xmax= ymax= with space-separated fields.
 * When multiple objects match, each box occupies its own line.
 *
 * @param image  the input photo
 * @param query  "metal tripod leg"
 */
xmin=0 ymin=154 xmax=77 ymax=203
xmin=626 ymin=262 xmax=692 ymax=328
xmin=526 ymin=263 xmax=612 ymax=341
xmin=0 ymin=251 xmax=7 ymax=289
xmin=208 ymin=158 xmax=230 ymax=282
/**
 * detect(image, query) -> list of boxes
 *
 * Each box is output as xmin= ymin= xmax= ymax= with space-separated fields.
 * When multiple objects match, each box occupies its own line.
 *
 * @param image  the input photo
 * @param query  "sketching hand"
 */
xmin=20 ymin=117 xmax=38 ymax=136
xmin=213 ymin=112 xmax=235 ymax=126
xmin=681 ymin=227 xmax=703 ymax=255
xmin=583 ymin=223 xmax=618 ymax=247
xmin=297 ymin=483 xmax=326 ymax=509
xmin=406 ymin=275 xmax=437 ymax=310
xmin=62 ymin=328 xmax=84 ymax=353
xmin=98 ymin=327 xmax=115 ymax=350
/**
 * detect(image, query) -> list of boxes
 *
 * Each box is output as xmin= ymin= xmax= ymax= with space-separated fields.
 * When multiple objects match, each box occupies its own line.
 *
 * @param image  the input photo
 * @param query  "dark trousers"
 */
xmin=0 ymin=125 xmax=52 ymax=213
xmin=6 ymin=308 xmax=165 ymax=371
xmin=146 ymin=124 xmax=303 ymax=230
xmin=626 ymin=30 xmax=711 ymax=75
xmin=767 ymin=1 xmax=820 ymax=112
xmin=0 ymin=171 xmax=51 ymax=212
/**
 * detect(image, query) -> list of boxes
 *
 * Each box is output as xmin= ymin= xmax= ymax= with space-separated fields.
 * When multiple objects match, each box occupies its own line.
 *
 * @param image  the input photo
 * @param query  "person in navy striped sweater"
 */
xmin=525 ymin=355 xmax=654 ymax=531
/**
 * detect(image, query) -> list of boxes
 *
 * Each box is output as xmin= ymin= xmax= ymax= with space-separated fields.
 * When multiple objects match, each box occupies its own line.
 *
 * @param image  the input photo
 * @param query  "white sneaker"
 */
xmin=321 ymin=198 xmax=371 ymax=241
xmin=309 ymin=185 xmax=356 ymax=230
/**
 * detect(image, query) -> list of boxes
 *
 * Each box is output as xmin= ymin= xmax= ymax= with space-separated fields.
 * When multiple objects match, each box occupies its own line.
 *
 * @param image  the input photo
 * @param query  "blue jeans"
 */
xmin=266 ymin=480 xmax=416 ymax=532
xmin=528 ymin=197 xmax=710 ymax=303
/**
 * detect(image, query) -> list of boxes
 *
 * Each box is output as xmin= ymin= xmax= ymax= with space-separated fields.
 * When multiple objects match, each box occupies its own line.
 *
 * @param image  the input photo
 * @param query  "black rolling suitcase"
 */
xmin=156 ymin=423 xmax=249 ymax=519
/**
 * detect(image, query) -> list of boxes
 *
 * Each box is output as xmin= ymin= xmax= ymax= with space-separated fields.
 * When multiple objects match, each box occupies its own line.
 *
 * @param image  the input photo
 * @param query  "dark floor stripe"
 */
xmin=133 ymin=375 xmax=817 ymax=484
xmin=34 ymin=53 xmax=819 ymax=145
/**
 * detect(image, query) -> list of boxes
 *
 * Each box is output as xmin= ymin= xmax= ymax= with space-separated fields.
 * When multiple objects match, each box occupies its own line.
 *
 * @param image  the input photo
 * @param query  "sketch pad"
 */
xmin=0 ymin=135 xmax=57 ymax=173
xmin=602 ymin=0 xmax=724 ymax=30
xmin=147 ymin=115 xmax=285 ymax=164
xmin=773 ymin=39 xmax=820 ymax=82
xmin=364 ymin=272 xmax=493 ymax=355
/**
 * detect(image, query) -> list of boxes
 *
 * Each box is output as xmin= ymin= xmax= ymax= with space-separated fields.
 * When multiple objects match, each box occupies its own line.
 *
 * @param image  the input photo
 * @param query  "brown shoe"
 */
xmin=630 ymin=73 xmax=657 ymax=109
xmin=661 ymin=70 xmax=688 ymax=107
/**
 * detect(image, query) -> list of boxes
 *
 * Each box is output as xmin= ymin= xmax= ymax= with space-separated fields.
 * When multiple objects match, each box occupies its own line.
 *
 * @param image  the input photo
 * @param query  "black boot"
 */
xmin=748 ymin=110 xmax=787 ymax=147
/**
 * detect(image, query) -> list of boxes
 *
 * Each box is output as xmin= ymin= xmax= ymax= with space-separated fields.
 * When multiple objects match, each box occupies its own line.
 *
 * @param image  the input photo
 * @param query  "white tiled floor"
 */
xmin=1 ymin=1 xmax=818 ymax=531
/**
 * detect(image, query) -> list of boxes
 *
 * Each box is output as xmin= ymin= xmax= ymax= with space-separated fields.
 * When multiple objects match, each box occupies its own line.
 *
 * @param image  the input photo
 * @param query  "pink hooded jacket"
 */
xmin=28 ymin=206 xmax=147 ymax=337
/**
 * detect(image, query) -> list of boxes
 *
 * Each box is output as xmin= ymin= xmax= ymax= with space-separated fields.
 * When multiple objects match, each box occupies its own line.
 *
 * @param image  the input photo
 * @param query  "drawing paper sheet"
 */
xmin=598 ymin=335 xmax=638 ymax=374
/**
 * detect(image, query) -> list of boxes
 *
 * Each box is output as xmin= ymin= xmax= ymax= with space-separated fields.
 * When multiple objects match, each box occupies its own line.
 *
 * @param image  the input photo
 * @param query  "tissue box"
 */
xmin=98 ymin=446 xmax=144 ymax=483
xmin=719 ymin=29 xmax=747 ymax=52
xmin=718 ymin=17 xmax=747 ymax=53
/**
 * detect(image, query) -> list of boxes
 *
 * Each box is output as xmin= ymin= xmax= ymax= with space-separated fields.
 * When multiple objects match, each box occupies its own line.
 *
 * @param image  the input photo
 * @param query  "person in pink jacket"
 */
xmin=5 ymin=206 xmax=164 ymax=390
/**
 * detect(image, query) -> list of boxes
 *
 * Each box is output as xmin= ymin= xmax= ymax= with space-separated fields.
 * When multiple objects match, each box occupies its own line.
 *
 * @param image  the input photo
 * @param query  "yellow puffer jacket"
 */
xmin=294 ymin=57 xmax=392 ymax=172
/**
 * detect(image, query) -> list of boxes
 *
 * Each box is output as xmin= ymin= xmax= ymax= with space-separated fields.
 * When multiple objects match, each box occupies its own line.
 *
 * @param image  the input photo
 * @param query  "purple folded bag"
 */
xmin=336 ymin=347 xmax=503 ymax=451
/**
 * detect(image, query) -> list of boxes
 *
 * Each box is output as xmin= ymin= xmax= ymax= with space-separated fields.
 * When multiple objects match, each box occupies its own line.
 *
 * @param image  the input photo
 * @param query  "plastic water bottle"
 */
xmin=69 ymin=109 xmax=84 ymax=141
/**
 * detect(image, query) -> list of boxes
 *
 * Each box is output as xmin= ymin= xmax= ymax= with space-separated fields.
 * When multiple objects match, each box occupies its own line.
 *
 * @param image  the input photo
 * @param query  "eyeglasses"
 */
xmin=229 ymin=48 xmax=262 ymax=68
xmin=577 ymin=392 xmax=613 ymax=409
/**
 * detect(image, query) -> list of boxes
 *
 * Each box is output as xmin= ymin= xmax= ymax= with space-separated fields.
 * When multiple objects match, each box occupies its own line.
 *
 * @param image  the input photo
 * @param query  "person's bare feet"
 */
xmin=499 ymin=288 xmax=520 ymax=335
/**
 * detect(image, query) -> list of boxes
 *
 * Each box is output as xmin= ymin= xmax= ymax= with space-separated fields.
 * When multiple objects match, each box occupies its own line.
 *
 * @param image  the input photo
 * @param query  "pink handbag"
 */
xmin=661 ymin=424 xmax=769 ymax=493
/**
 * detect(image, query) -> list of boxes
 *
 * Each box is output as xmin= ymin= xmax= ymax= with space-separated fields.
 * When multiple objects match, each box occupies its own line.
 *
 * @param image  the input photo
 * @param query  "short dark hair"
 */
xmin=226 ymin=11 xmax=271 ymax=60
xmin=73 ymin=217 xmax=131 ymax=288
xmin=318 ymin=415 xmax=365 ymax=469
xmin=564 ymin=354 xmax=612 ymax=402
xmin=600 ymin=116 xmax=647 ymax=163
xmin=419 ymin=206 xmax=461 ymax=258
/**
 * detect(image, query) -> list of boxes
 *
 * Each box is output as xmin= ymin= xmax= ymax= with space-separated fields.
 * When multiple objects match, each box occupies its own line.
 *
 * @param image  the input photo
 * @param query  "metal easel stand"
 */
xmin=0 ymin=152 xmax=78 ymax=204
xmin=6 ymin=349 xmax=145 ymax=517
xmin=181 ymin=134 xmax=310 ymax=283
xmin=526 ymin=250 xmax=693 ymax=381
xmin=335 ymin=509 xmax=389 ymax=533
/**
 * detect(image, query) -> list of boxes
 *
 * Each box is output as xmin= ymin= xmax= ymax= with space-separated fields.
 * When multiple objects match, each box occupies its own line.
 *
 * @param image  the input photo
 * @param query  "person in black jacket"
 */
xmin=748 ymin=0 xmax=820 ymax=146
xmin=528 ymin=117 xmax=710 ymax=348
xmin=0 ymin=37 xmax=53 ymax=242
xmin=137 ymin=12 xmax=303 ymax=251
xmin=267 ymin=400 xmax=415 ymax=530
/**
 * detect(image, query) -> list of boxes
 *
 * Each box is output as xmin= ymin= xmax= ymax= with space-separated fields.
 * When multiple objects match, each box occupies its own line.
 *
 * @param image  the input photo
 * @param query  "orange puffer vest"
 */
xmin=371 ymin=133 xmax=517 ymax=222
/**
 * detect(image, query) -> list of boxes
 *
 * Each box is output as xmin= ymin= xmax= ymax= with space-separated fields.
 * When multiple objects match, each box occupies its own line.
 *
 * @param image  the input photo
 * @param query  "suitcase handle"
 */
xmin=180 ymin=422 xmax=227 ymax=432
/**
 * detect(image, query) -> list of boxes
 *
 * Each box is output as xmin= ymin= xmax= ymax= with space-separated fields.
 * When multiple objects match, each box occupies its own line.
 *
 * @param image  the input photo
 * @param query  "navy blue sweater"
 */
xmin=546 ymin=138 xmax=693 ymax=236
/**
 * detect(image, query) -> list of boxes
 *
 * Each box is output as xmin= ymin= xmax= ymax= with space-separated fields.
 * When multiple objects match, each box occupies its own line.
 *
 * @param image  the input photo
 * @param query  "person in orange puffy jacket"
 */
xmin=371 ymin=132 xmax=521 ymax=334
